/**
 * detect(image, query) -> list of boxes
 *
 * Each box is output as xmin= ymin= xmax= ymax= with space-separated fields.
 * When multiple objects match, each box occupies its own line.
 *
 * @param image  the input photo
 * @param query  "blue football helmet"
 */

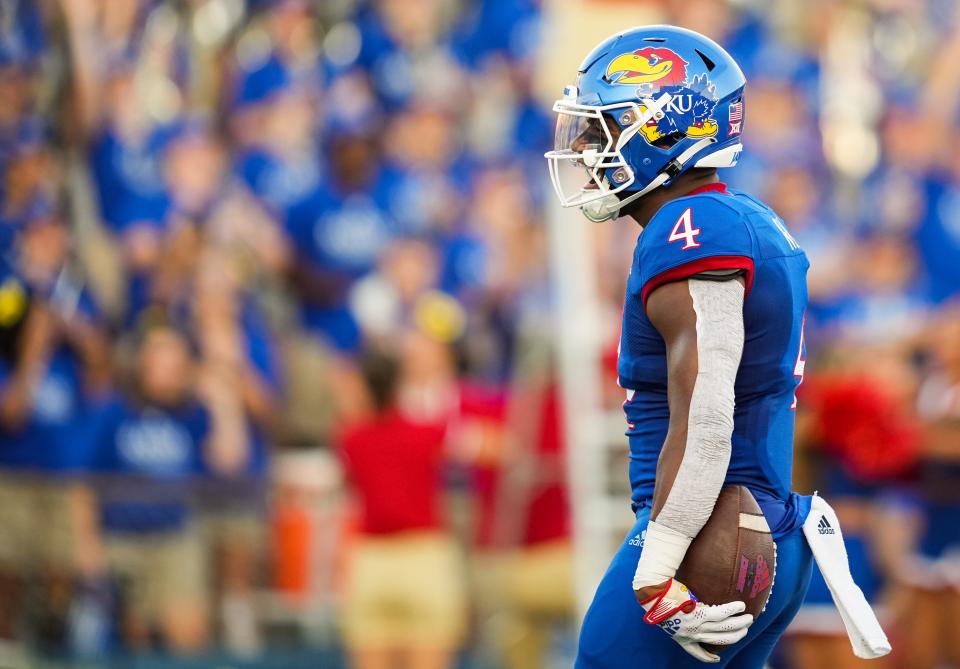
xmin=545 ymin=25 xmax=746 ymax=222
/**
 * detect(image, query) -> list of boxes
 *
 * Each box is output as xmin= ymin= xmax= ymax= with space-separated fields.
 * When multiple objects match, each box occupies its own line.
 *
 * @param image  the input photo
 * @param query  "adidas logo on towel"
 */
xmin=817 ymin=516 xmax=835 ymax=535
xmin=628 ymin=530 xmax=646 ymax=547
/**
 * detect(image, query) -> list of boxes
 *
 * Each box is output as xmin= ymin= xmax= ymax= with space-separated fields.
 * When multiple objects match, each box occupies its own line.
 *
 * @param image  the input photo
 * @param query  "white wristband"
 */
xmin=633 ymin=520 xmax=693 ymax=591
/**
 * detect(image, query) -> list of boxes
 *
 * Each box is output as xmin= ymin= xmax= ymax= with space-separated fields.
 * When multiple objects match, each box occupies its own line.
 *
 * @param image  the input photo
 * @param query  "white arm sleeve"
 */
xmin=634 ymin=278 xmax=745 ymax=590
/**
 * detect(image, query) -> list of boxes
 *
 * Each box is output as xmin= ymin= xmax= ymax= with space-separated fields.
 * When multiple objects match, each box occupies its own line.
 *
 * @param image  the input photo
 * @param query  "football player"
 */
xmin=545 ymin=26 xmax=814 ymax=667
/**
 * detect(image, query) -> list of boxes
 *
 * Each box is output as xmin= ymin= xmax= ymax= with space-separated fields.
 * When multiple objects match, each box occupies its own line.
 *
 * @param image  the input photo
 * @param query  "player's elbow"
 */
xmin=689 ymin=408 xmax=733 ymax=464
xmin=693 ymin=436 xmax=732 ymax=467
xmin=701 ymin=343 xmax=743 ymax=371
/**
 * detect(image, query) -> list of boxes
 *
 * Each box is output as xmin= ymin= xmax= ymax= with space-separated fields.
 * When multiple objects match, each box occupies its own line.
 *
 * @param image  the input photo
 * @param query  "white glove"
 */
xmin=637 ymin=579 xmax=753 ymax=663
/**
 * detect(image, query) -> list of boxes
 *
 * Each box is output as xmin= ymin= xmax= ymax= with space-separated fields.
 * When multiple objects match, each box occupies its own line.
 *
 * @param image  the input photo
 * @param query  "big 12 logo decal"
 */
xmin=605 ymin=47 xmax=719 ymax=145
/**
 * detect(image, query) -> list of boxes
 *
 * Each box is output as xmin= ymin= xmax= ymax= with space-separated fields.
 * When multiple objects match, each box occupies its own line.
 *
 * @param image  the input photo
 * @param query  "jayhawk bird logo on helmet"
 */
xmin=605 ymin=47 xmax=689 ymax=86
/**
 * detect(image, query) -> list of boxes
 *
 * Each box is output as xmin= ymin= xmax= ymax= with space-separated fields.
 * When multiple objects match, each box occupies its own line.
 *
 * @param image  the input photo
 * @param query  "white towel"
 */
xmin=802 ymin=494 xmax=892 ymax=659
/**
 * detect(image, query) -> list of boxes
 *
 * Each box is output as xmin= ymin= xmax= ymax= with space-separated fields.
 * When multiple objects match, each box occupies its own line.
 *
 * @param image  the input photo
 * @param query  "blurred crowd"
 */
xmin=1 ymin=0 xmax=563 ymax=666
xmin=0 ymin=0 xmax=959 ymax=668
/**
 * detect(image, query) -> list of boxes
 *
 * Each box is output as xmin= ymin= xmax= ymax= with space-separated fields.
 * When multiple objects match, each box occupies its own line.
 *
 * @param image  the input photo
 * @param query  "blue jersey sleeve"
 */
xmin=638 ymin=194 xmax=756 ymax=307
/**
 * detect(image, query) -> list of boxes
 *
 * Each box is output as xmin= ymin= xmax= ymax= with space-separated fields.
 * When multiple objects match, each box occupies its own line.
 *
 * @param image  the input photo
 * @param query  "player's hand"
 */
xmin=636 ymin=578 xmax=753 ymax=663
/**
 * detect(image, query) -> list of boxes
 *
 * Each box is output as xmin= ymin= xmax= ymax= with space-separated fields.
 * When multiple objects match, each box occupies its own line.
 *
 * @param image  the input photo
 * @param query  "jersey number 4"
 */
xmin=668 ymin=208 xmax=701 ymax=250
xmin=791 ymin=316 xmax=806 ymax=410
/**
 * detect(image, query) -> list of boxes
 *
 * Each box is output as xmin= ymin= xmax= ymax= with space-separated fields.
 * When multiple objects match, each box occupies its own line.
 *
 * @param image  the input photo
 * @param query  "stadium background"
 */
xmin=0 ymin=0 xmax=958 ymax=667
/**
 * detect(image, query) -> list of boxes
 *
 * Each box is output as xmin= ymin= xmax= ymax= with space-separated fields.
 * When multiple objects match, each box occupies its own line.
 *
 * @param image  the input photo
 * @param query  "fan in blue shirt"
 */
xmin=85 ymin=323 xmax=212 ymax=535
xmin=284 ymin=132 xmax=399 ymax=353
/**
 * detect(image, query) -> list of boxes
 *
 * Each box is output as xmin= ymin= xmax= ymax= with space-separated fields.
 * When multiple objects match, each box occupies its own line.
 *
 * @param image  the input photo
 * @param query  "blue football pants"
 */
xmin=576 ymin=506 xmax=813 ymax=668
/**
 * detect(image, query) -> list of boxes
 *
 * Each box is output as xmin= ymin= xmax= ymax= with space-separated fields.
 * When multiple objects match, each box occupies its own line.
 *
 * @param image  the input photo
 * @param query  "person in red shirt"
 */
xmin=460 ymin=369 xmax=575 ymax=669
xmin=337 ymin=333 xmax=466 ymax=669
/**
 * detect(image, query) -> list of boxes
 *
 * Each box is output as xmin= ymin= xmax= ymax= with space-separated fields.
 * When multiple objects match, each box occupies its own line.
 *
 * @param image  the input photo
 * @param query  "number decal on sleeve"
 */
xmin=668 ymin=208 xmax=701 ymax=250
xmin=791 ymin=315 xmax=806 ymax=410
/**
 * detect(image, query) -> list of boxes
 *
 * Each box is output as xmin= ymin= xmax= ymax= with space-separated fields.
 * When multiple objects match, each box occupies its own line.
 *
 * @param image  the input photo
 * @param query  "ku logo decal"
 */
xmin=605 ymin=47 xmax=719 ymax=145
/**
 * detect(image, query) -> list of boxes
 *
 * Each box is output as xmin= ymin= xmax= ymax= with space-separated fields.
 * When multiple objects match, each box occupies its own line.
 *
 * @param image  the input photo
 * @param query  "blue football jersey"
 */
xmin=618 ymin=183 xmax=810 ymax=538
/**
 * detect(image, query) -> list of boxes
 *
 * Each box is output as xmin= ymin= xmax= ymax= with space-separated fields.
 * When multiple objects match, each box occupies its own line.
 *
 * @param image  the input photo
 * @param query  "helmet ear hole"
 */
xmin=651 ymin=131 xmax=685 ymax=150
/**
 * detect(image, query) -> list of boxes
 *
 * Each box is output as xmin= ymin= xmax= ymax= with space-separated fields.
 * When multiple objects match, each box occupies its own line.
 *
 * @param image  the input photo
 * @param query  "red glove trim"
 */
xmin=638 ymin=578 xmax=698 ymax=625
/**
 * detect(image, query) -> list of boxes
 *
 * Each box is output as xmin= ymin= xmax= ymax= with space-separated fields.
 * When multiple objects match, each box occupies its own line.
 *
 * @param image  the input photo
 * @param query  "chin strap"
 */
xmin=580 ymin=138 xmax=718 ymax=223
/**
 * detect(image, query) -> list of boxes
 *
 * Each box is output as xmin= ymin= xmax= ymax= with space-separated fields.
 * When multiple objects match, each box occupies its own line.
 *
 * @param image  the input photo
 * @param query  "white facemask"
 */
xmin=544 ymin=86 xmax=734 ymax=222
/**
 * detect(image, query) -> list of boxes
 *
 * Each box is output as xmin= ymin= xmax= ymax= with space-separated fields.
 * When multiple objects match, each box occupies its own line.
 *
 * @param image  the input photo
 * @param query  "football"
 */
xmin=675 ymin=485 xmax=776 ymax=653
